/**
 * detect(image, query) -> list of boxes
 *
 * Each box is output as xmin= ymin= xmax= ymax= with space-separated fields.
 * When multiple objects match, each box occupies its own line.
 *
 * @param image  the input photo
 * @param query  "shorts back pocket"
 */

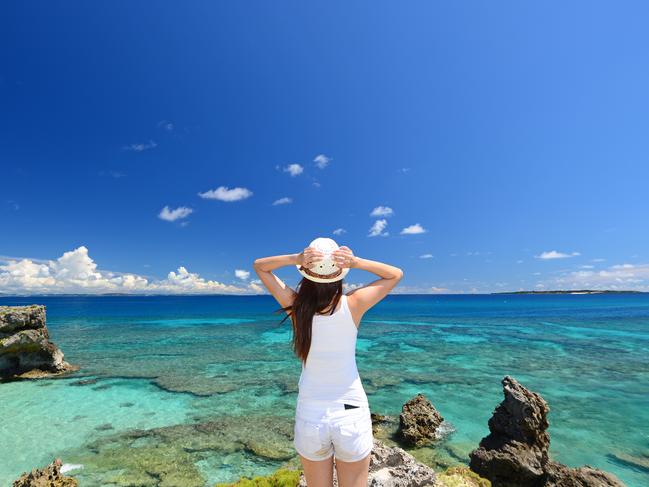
xmin=294 ymin=418 xmax=322 ymax=450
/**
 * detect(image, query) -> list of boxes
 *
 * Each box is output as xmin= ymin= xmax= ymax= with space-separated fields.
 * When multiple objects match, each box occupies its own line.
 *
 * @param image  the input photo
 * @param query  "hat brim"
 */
xmin=296 ymin=265 xmax=350 ymax=283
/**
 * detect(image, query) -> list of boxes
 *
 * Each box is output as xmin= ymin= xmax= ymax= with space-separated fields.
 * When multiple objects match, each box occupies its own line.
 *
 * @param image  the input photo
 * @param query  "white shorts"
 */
xmin=293 ymin=399 xmax=374 ymax=462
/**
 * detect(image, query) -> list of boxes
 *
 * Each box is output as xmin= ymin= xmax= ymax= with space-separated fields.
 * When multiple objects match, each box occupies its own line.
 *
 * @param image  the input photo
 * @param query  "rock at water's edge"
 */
xmin=469 ymin=376 xmax=625 ymax=487
xmin=1 ymin=305 xmax=78 ymax=380
xmin=543 ymin=462 xmax=626 ymax=487
xmin=399 ymin=393 xmax=445 ymax=447
xmin=12 ymin=458 xmax=78 ymax=487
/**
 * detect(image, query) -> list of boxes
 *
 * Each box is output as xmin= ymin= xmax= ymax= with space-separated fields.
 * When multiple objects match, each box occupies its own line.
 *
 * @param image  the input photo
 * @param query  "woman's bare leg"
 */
xmin=334 ymin=452 xmax=371 ymax=487
xmin=299 ymin=453 xmax=335 ymax=487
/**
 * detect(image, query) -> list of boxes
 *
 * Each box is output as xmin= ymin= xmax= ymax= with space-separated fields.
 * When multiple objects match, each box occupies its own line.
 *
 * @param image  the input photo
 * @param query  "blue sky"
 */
xmin=1 ymin=1 xmax=648 ymax=294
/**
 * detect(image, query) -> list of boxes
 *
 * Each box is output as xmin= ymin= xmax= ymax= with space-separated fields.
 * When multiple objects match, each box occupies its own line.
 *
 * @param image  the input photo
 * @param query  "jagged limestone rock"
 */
xmin=398 ymin=393 xmax=445 ymax=447
xmin=0 ymin=305 xmax=78 ymax=380
xmin=469 ymin=376 xmax=625 ymax=487
xmin=12 ymin=458 xmax=78 ymax=487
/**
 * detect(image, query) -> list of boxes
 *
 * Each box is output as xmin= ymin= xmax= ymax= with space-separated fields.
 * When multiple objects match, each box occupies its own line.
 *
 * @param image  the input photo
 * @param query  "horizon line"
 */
xmin=0 ymin=290 xmax=646 ymax=298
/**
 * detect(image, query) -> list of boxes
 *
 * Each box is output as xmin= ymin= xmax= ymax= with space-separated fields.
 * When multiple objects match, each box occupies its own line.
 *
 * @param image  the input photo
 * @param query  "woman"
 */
xmin=253 ymin=237 xmax=403 ymax=487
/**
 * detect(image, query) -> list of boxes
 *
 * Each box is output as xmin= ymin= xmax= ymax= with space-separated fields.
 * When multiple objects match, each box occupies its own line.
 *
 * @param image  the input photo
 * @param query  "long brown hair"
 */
xmin=278 ymin=277 xmax=343 ymax=364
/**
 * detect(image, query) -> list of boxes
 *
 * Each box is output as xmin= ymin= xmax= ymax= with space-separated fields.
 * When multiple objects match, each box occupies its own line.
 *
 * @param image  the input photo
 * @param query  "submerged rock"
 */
xmin=64 ymin=413 xmax=298 ymax=485
xmin=12 ymin=458 xmax=78 ymax=487
xmin=469 ymin=376 xmax=625 ymax=487
xmin=609 ymin=451 xmax=649 ymax=472
xmin=398 ymin=393 xmax=445 ymax=447
xmin=0 ymin=305 xmax=78 ymax=380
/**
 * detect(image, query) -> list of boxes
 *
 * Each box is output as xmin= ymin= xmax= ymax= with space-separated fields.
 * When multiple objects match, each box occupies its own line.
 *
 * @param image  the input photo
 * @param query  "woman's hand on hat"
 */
xmin=333 ymin=246 xmax=357 ymax=269
xmin=297 ymin=247 xmax=325 ymax=269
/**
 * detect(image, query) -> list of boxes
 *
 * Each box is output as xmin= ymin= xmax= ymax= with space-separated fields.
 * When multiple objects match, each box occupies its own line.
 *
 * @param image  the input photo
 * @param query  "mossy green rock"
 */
xmin=214 ymin=467 xmax=301 ymax=487
xmin=438 ymin=466 xmax=491 ymax=487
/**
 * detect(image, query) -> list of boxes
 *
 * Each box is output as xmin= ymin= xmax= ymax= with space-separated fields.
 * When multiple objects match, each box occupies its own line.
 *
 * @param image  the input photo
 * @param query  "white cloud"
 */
xmin=419 ymin=254 xmax=434 ymax=259
xmin=333 ymin=228 xmax=346 ymax=236
xmin=313 ymin=154 xmax=331 ymax=169
xmin=198 ymin=186 xmax=253 ymax=202
xmin=343 ymin=282 xmax=365 ymax=293
xmin=160 ymin=267 xmax=244 ymax=293
xmin=370 ymin=206 xmax=394 ymax=218
xmin=0 ymin=258 xmax=56 ymax=291
xmin=99 ymin=170 xmax=126 ymax=179
xmin=546 ymin=262 xmax=649 ymax=291
xmin=592 ymin=258 xmax=606 ymax=262
xmin=400 ymin=223 xmax=426 ymax=235
xmin=123 ymin=140 xmax=157 ymax=152
xmin=368 ymin=219 xmax=389 ymax=237
xmin=235 ymin=269 xmax=250 ymax=280
xmin=535 ymin=250 xmax=581 ymax=260
xmin=272 ymin=197 xmax=293 ymax=206
xmin=248 ymin=279 xmax=264 ymax=293
xmin=0 ymin=247 xmax=265 ymax=295
xmin=158 ymin=206 xmax=193 ymax=222
xmin=283 ymin=164 xmax=304 ymax=177
xmin=389 ymin=285 xmax=456 ymax=294
xmin=430 ymin=286 xmax=448 ymax=293
xmin=157 ymin=120 xmax=174 ymax=131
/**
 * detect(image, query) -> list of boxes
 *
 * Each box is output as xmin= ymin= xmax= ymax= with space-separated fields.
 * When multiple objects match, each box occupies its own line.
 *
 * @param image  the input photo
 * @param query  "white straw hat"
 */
xmin=296 ymin=237 xmax=350 ymax=283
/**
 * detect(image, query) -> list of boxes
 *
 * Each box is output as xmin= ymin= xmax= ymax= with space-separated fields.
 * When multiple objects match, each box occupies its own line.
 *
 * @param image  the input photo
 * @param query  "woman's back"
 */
xmin=253 ymin=242 xmax=402 ymax=472
xmin=297 ymin=294 xmax=369 ymax=407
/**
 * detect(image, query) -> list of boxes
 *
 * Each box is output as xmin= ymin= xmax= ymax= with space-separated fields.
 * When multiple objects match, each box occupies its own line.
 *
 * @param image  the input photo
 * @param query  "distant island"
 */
xmin=493 ymin=290 xmax=645 ymax=295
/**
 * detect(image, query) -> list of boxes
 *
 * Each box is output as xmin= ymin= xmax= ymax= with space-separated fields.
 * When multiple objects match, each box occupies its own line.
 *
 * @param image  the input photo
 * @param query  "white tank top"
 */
xmin=297 ymin=294 xmax=369 ymax=407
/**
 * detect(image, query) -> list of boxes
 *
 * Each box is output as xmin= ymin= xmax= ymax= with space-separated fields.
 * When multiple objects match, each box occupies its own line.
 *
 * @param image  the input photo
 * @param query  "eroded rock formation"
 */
xmin=398 ymin=393 xmax=445 ymax=447
xmin=12 ymin=458 xmax=78 ymax=487
xmin=0 ymin=305 xmax=77 ymax=380
xmin=469 ymin=376 xmax=625 ymax=487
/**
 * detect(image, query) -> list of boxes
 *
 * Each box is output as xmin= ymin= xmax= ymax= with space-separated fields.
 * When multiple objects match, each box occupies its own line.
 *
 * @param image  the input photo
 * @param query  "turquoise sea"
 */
xmin=1 ymin=294 xmax=648 ymax=486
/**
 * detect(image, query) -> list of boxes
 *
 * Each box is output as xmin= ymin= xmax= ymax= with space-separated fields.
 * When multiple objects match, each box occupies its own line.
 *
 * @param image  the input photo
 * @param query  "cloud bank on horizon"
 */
xmin=0 ymin=247 xmax=263 ymax=295
xmin=2 ymin=246 xmax=648 ymax=295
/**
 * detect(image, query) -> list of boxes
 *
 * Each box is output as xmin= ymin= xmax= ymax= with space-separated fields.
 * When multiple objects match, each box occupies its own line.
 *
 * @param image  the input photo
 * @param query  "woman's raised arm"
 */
xmin=253 ymin=248 xmax=324 ymax=308
xmin=332 ymin=246 xmax=403 ymax=320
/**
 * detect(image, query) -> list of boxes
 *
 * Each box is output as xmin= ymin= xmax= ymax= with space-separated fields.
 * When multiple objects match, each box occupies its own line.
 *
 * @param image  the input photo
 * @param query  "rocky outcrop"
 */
xmin=298 ymin=438 xmax=439 ymax=486
xmin=12 ymin=458 xmax=78 ymax=487
xmin=0 ymin=305 xmax=78 ymax=380
xmin=543 ymin=462 xmax=626 ymax=487
xmin=398 ymin=393 xmax=445 ymax=447
xmin=469 ymin=376 xmax=625 ymax=487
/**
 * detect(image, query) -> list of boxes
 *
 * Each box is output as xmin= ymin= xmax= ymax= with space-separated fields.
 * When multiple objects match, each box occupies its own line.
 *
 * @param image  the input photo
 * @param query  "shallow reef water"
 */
xmin=1 ymin=294 xmax=648 ymax=486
